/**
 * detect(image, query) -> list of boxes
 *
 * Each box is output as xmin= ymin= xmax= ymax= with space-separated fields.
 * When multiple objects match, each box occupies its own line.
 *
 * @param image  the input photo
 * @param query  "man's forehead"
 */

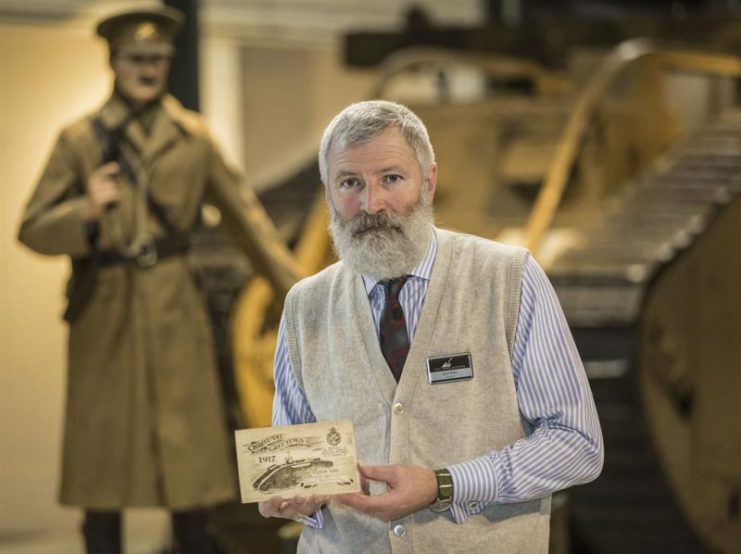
xmin=329 ymin=127 xmax=414 ymax=163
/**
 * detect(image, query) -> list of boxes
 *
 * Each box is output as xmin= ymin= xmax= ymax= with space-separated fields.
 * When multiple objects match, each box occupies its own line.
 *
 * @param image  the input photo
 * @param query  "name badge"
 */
xmin=426 ymin=353 xmax=473 ymax=384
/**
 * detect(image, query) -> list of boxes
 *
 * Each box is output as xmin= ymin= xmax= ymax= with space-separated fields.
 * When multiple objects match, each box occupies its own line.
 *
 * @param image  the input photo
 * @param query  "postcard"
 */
xmin=234 ymin=419 xmax=360 ymax=503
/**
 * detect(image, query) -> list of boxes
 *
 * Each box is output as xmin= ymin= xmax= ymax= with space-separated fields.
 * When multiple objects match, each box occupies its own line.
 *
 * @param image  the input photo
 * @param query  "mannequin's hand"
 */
xmin=84 ymin=162 xmax=121 ymax=220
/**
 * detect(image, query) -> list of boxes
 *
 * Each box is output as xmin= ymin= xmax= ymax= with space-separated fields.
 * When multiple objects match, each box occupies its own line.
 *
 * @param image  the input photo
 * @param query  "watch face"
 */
xmin=429 ymin=498 xmax=452 ymax=513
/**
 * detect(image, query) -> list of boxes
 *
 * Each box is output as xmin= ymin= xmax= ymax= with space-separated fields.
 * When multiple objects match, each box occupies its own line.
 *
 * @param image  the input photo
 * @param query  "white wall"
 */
xmin=0 ymin=21 xmax=110 ymax=534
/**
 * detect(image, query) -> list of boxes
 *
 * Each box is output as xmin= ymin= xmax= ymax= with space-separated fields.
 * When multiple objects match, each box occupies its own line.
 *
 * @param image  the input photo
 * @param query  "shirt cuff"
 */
xmin=296 ymin=506 xmax=325 ymax=529
xmin=446 ymin=456 xmax=499 ymax=524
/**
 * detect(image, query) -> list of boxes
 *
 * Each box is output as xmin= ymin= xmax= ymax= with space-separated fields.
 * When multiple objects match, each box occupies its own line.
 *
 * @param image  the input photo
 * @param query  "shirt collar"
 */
xmin=361 ymin=227 xmax=438 ymax=296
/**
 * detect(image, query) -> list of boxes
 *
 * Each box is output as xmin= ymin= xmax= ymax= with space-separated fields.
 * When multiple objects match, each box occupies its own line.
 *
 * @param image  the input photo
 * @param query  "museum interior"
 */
xmin=1 ymin=0 xmax=739 ymax=552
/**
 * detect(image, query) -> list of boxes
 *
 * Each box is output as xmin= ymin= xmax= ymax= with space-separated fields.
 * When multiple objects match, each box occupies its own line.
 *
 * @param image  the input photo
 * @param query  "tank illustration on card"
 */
xmin=251 ymin=457 xmax=356 ymax=494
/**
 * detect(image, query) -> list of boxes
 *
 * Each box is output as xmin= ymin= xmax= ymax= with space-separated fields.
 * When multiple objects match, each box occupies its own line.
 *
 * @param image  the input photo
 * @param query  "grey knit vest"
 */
xmin=284 ymin=228 xmax=550 ymax=553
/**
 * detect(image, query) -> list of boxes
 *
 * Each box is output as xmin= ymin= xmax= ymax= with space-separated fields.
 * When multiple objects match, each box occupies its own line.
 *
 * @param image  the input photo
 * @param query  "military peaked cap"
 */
xmin=96 ymin=6 xmax=184 ymax=50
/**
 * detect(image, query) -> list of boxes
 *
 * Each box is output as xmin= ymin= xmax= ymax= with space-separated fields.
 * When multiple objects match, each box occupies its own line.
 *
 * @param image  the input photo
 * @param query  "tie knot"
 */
xmin=382 ymin=276 xmax=408 ymax=302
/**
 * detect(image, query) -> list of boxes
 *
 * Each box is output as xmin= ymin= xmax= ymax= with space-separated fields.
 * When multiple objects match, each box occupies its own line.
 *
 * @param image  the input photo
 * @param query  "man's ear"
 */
xmin=425 ymin=163 xmax=438 ymax=201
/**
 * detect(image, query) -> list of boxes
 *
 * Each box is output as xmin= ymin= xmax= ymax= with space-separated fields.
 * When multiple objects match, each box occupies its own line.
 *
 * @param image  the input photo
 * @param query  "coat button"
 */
xmin=393 ymin=524 xmax=406 ymax=537
xmin=392 ymin=402 xmax=404 ymax=415
xmin=467 ymin=501 xmax=481 ymax=512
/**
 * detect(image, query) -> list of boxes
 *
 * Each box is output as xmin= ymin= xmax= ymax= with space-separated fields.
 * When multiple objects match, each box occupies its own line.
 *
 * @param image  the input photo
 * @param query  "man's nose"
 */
xmin=361 ymin=182 xmax=385 ymax=214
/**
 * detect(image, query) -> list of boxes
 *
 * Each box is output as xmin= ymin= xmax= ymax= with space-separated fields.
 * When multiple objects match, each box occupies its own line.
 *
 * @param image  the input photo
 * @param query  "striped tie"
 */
xmin=379 ymin=276 xmax=410 ymax=382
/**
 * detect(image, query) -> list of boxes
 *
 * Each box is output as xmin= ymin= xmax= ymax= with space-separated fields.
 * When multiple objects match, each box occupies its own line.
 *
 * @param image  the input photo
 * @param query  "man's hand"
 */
xmin=258 ymin=494 xmax=329 ymax=521
xmin=83 ymin=162 xmax=121 ymax=220
xmin=334 ymin=463 xmax=438 ymax=522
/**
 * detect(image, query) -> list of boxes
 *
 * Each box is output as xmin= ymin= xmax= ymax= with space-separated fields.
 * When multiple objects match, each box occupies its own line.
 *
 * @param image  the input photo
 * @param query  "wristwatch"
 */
xmin=429 ymin=468 xmax=454 ymax=512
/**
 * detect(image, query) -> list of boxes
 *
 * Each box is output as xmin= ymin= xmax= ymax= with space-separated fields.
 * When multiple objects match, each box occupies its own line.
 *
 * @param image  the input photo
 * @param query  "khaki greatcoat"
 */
xmin=18 ymin=94 xmax=301 ymax=509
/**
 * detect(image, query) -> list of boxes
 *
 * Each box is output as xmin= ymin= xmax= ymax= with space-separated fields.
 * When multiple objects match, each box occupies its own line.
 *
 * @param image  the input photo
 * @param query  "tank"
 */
xmin=548 ymin=109 xmax=741 ymax=553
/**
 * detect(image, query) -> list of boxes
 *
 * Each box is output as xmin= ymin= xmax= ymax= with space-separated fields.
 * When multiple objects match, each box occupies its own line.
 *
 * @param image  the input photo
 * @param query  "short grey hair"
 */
xmin=318 ymin=100 xmax=435 ymax=186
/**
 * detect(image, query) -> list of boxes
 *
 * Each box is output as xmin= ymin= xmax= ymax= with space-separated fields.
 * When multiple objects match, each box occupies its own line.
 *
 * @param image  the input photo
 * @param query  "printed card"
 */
xmin=234 ymin=420 xmax=360 ymax=503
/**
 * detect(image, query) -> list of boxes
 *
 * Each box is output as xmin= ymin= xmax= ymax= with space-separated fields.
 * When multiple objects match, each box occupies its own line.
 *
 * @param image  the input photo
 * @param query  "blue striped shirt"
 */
xmin=272 ymin=232 xmax=603 ymax=525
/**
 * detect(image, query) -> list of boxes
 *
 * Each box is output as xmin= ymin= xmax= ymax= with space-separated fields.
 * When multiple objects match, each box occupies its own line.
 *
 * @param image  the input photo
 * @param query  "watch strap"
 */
xmin=429 ymin=468 xmax=453 ymax=512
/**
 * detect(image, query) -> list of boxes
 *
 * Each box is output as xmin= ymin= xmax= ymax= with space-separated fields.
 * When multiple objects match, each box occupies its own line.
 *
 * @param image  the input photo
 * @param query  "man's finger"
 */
xmin=258 ymin=496 xmax=285 ymax=518
xmin=358 ymin=463 xmax=396 ymax=484
xmin=336 ymin=491 xmax=385 ymax=511
xmin=335 ymin=492 xmax=366 ymax=509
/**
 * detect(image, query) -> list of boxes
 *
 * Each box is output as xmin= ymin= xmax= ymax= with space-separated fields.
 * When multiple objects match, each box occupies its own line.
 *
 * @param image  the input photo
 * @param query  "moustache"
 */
xmin=350 ymin=212 xmax=403 ymax=238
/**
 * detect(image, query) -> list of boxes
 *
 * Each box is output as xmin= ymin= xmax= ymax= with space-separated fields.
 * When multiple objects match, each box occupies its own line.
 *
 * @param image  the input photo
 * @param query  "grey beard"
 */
xmin=329 ymin=198 xmax=434 ymax=280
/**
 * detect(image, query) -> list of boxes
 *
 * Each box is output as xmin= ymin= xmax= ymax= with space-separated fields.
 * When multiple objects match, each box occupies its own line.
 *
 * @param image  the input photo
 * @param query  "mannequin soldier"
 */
xmin=17 ymin=7 xmax=303 ymax=554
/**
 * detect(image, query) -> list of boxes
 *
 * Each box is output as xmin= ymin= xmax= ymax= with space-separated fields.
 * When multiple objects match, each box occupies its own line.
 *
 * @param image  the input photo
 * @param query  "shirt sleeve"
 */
xmin=272 ymin=312 xmax=325 ymax=528
xmin=272 ymin=313 xmax=317 ymax=426
xmin=446 ymin=254 xmax=604 ymax=524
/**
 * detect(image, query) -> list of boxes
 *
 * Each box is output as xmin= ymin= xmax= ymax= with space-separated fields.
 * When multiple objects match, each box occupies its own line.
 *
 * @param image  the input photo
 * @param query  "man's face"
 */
xmin=327 ymin=126 xmax=436 ymax=221
xmin=110 ymin=44 xmax=172 ymax=106
xmin=326 ymin=126 xmax=437 ymax=279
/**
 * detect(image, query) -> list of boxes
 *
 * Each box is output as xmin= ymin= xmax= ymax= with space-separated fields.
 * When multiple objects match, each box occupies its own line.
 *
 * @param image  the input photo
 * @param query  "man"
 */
xmin=258 ymin=100 xmax=603 ymax=552
xmin=17 ymin=7 xmax=303 ymax=554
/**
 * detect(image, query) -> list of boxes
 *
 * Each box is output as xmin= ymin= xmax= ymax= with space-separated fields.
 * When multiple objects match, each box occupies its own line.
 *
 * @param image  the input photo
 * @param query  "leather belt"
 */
xmin=97 ymin=233 xmax=189 ymax=269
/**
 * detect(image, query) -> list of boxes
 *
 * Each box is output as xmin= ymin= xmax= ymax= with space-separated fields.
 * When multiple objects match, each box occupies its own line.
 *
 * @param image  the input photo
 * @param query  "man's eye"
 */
xmin=339 ymin=178 xmax=360 ymax=189
xmin=382 ymin=174 xmax=403 ymax=185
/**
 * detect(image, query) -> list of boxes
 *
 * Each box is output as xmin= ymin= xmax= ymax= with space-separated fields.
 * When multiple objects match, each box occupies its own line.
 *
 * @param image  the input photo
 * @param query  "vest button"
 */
xmin=392 ymin=402 xmax=404 ymax=415
xmin=392 ymin=524 xmax=406 ymax=537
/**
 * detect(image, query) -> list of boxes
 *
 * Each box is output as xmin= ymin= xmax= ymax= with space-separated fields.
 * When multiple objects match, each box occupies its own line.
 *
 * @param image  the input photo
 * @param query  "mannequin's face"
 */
xmin=111 ymin=43 xmax=172 ymax=106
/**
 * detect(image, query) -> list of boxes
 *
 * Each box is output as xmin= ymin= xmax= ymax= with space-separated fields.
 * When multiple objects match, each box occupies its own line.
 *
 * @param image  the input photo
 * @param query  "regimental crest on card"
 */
xmin=326 ymin=426 xmax=341 ymax=446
